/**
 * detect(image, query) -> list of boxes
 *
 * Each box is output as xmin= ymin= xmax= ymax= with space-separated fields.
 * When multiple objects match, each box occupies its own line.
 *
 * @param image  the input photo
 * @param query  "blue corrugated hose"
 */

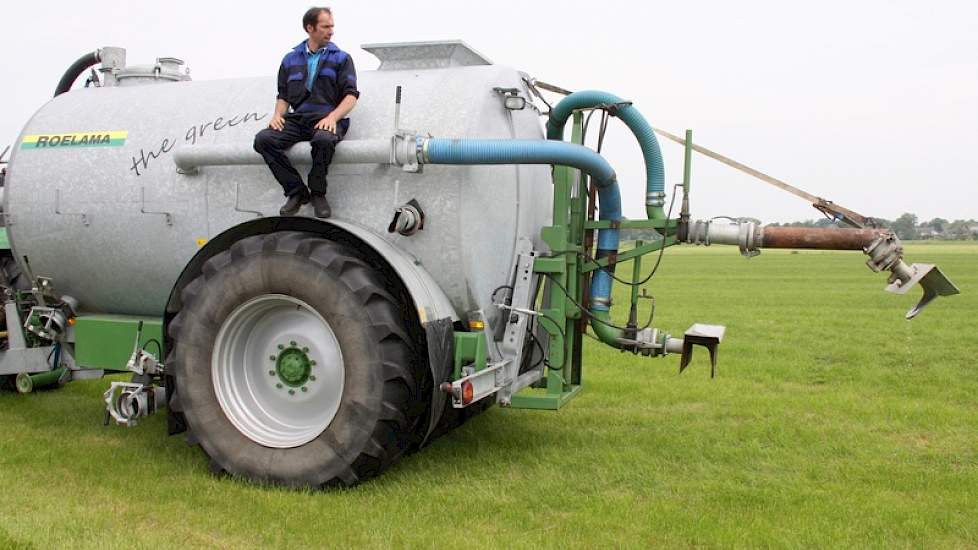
xmin=545 ymin=90 xmax=666 ymax=221
xmin=425 ymin=138 xmax=620 ymax=313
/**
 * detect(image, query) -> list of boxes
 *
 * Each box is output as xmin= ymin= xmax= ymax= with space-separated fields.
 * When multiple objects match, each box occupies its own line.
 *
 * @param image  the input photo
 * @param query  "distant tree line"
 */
xmin=766 ymin=213 xmax=978 ymax=240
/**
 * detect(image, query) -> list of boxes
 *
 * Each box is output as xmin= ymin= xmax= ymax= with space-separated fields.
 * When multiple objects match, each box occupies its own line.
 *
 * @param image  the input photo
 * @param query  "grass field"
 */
xmin=1 ymin=242 xmax=975 ymax=548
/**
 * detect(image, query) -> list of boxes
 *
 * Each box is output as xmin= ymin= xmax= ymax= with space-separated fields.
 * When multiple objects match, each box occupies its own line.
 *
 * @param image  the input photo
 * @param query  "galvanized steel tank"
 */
xmin=4 ymin=41 xmax=551 ymax=320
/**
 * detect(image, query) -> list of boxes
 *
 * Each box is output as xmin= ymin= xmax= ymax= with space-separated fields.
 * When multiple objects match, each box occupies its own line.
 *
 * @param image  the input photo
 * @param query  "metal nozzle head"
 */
xmin=679 ymin=323 xmax=726 ymax=377
xmin=884 ymin=263 xmax=960 ymax=319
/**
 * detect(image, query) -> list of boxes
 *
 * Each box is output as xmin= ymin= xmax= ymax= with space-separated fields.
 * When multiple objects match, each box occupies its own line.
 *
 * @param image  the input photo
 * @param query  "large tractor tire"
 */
xmin=167 ymin=231 xmax=429 ymax=488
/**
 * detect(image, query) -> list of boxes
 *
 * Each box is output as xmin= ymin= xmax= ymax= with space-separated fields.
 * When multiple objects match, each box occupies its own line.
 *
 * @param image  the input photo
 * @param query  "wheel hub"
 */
xmin=212 ymin=294 xmax=345 ymax=448
xmin=275 ymin=344 xmax=311 ymax=388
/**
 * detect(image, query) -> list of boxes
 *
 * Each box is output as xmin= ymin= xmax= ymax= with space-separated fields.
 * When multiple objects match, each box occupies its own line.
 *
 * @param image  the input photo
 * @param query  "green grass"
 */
xmin=1 ymin=242 xmax=976 ymax=548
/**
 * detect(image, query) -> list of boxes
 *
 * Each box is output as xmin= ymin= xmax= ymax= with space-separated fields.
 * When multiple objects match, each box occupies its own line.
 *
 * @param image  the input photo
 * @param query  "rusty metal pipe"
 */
xmin=682 ymin=219 xmax=959 ymax=318
xmin=760 ymin=227 xmax=890 ymax=250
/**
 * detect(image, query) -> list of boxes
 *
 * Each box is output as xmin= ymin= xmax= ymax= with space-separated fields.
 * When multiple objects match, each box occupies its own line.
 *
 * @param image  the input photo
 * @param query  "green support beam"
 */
xmin=581 ymin=236 xmax=678 ymax=273
xmin=466 ymin=115 xmax=694 ymax=411
xmin=452 ymin=331 xmax=487 ymax=379
xmin=511 ymin=112 xmax=586 ymax=410
xmin=583 ymin=219 xmax=679 ymax=230
xmin=73 ymin=314 xmax=163 ymax=371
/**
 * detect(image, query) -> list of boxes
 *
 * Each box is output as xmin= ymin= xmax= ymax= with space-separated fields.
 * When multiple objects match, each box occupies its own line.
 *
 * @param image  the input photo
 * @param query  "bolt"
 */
xmin=510 ymin=313 xmax=519 ymax=323
xmin=290 ymin=340 xmax=297 ymax=347
xmin=268 ymin=370 xmax=275 ymax=376
xmin=276 ymin=383 xmax=283 ymax=389
xmin=301 ymin=387 xmax=308 ymax=393
xmin=302 ymin=347 xmax=309 ymax=353
xmin=309 ymin=375 xmax=317 ymax=381
xmin=277 ymin=344 xmax=284 ymax=350
xmin=288 ymin=389 xmax=295 ymax=395
xmin=310 ymin=361 xmax=317 ymax=366
xmin=269 ymin=355 xmax=277 ymax=361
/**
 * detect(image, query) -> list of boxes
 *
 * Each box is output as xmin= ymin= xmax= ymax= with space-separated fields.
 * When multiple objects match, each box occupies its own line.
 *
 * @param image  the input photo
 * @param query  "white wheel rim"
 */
xmin=212 ymin=294 xmax=345 ymax=448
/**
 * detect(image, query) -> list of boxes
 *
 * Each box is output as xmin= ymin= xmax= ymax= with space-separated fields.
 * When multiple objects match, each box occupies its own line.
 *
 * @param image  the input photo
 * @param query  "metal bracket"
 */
xmin=496 ymin=238 xmax=540 ymax=405
xmin=54 ymin=189 xmax=89 ymax=226
xmin=444 ymin=362 xmax=506 ymax=408
xmin=492 ymin=87 xmax=528 ymax=110
xmin=139 ymin=187 xmax=173 ymax=225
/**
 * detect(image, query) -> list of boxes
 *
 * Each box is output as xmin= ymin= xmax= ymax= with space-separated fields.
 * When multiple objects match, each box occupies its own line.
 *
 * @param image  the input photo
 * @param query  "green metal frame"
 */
xmin=73 ymin=314 xmax=163 ymax=371
xmin=452 ymin=331 xmax=487 ymax=379
xmin=517 ymin=118 xmax=692 ymax=409
xmin=450 ymin=117 xmax=696 ymax=410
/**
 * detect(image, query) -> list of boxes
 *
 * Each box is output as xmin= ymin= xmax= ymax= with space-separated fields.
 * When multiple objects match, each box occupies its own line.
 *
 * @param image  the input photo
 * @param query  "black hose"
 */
xmin=54 ymin=50 xmax=101 ymax=97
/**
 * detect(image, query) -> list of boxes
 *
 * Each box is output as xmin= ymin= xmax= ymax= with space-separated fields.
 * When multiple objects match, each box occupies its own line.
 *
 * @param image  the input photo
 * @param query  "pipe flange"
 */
xmin=738 ymin=221 xmax=761 ymax=258
xmin=864 ymin=234 xmax=902 ymax=273
xmin=645 ymin=191 xmax=666 ymax=207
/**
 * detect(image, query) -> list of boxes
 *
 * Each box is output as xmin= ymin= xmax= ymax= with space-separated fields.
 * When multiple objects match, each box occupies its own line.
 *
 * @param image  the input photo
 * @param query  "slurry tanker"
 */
xmin=0 ymin=42 xmax=958 ymax=487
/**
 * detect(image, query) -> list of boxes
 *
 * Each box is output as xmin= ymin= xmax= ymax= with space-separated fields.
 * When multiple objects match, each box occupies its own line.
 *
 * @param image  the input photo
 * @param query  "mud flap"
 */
xmin=421 ymin=317 xmax=454 ymax=444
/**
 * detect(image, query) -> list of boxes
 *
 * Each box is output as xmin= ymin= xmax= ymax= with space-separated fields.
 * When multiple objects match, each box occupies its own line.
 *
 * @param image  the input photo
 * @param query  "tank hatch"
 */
xmin=361 ymin=40 xmax=492 ymax=71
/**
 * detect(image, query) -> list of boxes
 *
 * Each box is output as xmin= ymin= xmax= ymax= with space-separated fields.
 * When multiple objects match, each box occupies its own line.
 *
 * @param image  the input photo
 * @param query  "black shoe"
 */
xmin=279 ymin=193 xmax=308 ymax=216
xmin=310 ymin=194 xmax=331 ymax=218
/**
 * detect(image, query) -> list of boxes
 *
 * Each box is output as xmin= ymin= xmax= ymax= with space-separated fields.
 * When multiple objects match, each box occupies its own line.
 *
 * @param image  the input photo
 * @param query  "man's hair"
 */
xmin=303 ymin=7 xmax=332 ymax=32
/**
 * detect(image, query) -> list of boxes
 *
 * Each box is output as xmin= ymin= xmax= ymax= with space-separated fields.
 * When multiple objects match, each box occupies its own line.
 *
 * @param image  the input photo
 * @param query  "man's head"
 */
xmin=303 ymin=7 xmax=334 ymax=49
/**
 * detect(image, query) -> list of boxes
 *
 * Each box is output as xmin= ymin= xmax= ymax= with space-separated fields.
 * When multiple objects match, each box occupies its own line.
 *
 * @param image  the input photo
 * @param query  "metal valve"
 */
xmin=388 ymin=198 xmax=426 ymax=236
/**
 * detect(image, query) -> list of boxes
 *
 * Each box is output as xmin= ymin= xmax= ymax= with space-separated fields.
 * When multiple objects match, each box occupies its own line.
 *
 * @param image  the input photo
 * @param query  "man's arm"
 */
xmin=269 ymin=62 xmax=290 ymax=131
xmin=313 ymin=95 xmax=357 ymax=133
xmin=269 ymin=98 xmax=289 ymax=131
xmin=314 ymin=55 xmax=359 ymax=133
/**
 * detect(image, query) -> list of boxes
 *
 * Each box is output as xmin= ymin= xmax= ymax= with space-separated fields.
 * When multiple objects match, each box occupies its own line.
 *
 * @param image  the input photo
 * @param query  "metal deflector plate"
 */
xmin=884 ymin=263 xmax=960 ymax=319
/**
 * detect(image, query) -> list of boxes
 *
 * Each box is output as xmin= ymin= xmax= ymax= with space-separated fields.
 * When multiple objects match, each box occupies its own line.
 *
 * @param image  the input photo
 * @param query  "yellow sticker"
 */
xmin=21 ymin=130 xmax=128 ymax=149
xmin=196 ymin=238 xmax=208 ymax=247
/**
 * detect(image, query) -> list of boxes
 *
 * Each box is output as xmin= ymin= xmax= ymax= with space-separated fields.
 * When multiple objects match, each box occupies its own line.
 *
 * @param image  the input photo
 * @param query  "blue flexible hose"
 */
xmin=424 ymin=138 xmax=620 ymax=312
xmin=545 ymin=90 xmax=666 ymax=220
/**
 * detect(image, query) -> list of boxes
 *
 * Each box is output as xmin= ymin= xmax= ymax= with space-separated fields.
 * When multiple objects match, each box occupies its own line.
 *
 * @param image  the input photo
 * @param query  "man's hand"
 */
xmin=314 ymin=115 xmax=339 ymax=134
xmin=269 ymin=113 xmax=286 ymax=131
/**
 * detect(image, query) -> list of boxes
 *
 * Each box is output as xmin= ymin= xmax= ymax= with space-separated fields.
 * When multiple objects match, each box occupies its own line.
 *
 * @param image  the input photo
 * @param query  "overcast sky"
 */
xmin=2 ymin=0 xmax=975 ymax=223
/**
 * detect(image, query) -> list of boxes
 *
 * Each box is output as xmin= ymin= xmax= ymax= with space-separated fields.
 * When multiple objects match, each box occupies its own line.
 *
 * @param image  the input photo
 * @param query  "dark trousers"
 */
xmin=253 ymin=113 xmax=347 ymax=197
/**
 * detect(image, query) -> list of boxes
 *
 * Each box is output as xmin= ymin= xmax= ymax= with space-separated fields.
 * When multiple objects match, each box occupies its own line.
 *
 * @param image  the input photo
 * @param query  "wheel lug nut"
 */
xmin=276 ymin=383 xmax=283 ymax=389
xmin=302 ymin=347 xmax=309 ymax=353
xmin=268 ymin=370 xmax=275 ymax=376
xmin=277 ymin=344 xmax=284 ymax=350
xmin=310 ymin=361 xmax=317 ymax=366
xmin=290 ymin=340 xmax=297 ymax=347
xmin=288 ymin=389 xmax=295 ymax=395
xmin=269 ymin=355 xmax=277 ymax=361
xmin=301 ymin=387 xmax=308 ymax=392
xmin=309 ymin=375 xmax=316 ymax=381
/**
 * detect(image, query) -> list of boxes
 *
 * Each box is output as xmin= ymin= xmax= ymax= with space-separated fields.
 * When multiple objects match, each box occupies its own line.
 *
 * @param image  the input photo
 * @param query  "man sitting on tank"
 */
xmin=253 ymin=6 xmax=359 ymax=218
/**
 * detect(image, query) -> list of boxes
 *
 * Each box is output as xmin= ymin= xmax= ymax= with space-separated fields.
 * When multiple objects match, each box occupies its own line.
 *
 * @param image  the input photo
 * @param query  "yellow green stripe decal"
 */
xmin=20 ymin=131 xmax=127 ymax=149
